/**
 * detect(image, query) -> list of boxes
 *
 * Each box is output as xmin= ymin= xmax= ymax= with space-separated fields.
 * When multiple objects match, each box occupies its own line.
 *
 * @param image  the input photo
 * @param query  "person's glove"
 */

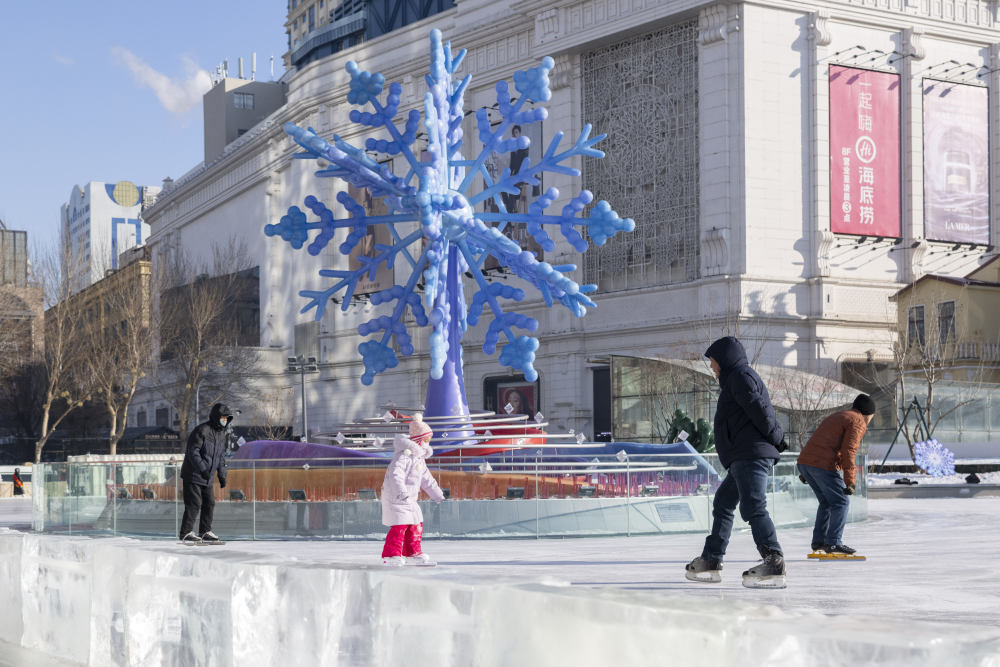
xmin=776 ymin=439 xmax=789 ymax=453
xmin=219 ymin=478 xmax=227 ymax=489
xmin=844 ymin=485 xmax=855 ymax=495
xmin=798 ymin=474 xmax=807 ymax=484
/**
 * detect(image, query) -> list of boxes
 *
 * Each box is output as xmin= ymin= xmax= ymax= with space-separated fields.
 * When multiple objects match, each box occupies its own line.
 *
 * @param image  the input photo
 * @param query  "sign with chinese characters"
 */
xmin=829 ymin=65 xmax=900 ymax=237
xmin=923 ymin=80 xmax=989 ymax=244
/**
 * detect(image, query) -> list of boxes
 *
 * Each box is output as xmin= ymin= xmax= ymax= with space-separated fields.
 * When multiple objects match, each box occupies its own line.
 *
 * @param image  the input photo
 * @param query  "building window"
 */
xmin=155 ymin=407 xmax=169 ymax=428
xmin=937 ymin=301 xmax=955 ymax=346
xmin=907 ymin=305 xmax=925 ymax=347
xmin=234 ymin=92 xmax=254 ymax=110
xmin=137 ymin=410 xmax=147 ymax=427
xmin=582 ymin=20 xmax=700 ymax=290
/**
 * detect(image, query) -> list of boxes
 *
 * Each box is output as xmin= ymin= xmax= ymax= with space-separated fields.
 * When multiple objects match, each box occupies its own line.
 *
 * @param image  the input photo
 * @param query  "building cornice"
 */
xmin=744 ymin=0 xmax=998 ymax=41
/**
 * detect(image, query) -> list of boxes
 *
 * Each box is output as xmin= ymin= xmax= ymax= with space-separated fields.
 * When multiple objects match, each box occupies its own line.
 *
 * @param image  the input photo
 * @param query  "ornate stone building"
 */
xmin=137 ymin=0 xmax=1000 ymax=441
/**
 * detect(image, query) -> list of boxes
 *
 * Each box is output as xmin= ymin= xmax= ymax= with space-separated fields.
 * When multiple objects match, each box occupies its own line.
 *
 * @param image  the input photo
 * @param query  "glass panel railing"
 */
xmin=31 ymin=452 xmax=866 ymax=540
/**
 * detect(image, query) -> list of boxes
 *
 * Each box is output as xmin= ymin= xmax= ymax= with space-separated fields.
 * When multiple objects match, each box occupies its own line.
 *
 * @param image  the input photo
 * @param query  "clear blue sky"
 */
xmin=0 ymin=1 xmax=289 ymax=250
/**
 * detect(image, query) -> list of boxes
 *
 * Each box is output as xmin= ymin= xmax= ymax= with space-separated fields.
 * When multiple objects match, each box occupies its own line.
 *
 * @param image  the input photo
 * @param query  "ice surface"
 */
xmin=0 ymin=497 xmax=998 ymax=666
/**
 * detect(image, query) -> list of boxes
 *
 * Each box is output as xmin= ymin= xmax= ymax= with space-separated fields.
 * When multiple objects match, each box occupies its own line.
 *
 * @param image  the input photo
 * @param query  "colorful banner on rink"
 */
xmin=829 ymin=65 xmax=900 ymax=237
xmin=923 ymin=81 xmax=989 ymax=244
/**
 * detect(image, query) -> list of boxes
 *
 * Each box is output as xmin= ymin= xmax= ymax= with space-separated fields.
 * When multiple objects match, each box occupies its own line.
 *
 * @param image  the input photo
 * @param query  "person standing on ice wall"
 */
xmin=685 ymin=336 xmax=789 ymax=589
xmin=178 ymin=403 xmax=233 ymax=544
xmin=797 ymin=394 xmax=875 ymax=556
xmin=381 ymin=413 xmax=445 ymax=566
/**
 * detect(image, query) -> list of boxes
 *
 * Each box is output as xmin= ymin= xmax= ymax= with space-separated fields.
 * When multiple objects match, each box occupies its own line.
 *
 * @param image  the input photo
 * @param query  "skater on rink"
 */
xmin=685 ymin=336 xmax=789 ymax=589
xmin=381 ymin=413 xmax=445 ymax=566
xmin=797 ymin=394 xmax=875 ymax=559
xmin=179 ymin=403 xmax=234 ymax=544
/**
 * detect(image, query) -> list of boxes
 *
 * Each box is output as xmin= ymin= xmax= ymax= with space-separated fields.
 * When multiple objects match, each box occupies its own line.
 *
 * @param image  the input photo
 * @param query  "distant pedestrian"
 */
xmin=12 ymin=468 xmax=24 ymax=496
xmin=797 ymin=394 xmax=875 ymax=556
xmin=179 ymin=403 xmax=233 ymax=544
xmin=380 ymin=413 xmax=445 ymax=566
xmin=685 ymin=336 xmax=789 ymax=589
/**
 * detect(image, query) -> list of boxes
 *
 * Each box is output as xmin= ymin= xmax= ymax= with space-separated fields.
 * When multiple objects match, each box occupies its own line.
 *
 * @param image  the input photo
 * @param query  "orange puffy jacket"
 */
xmin=797 ymin=410 xmax=868 ymax=487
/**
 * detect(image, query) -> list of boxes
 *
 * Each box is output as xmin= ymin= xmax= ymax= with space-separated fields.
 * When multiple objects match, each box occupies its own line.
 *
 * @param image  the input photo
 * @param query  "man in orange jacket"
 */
xmin=797 ymin=394 xmax=875 ymax=555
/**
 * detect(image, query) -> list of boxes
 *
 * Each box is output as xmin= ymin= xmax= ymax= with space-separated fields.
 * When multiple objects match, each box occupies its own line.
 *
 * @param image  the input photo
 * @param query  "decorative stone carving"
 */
xmin=816 ymin=230 xmax=835 ymax=276
xmin=549 ymin=53 xmax=575 ymax=90
xmin=808 ymin=10 xmax=832 ymax=47
xmin=901 ymin=26 xmax=925 ymax=62
xmin=265 ymin=170 xmax=283 ymax=200
xmin=536 ymin=8 xmax=560 ymax=45
xmin=702 ymin=228 xmax=730 ymax=275
xmin=698 ymin=5 xmax=730 ymax=46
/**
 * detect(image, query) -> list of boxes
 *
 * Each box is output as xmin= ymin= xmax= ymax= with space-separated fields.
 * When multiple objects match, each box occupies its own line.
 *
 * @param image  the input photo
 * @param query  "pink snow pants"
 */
xmin=381 ymin=523 xmax=423 ymax=557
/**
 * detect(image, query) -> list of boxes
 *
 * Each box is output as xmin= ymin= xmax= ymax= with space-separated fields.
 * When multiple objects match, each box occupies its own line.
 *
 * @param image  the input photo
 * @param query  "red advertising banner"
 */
xmin=923 ymin=81 xmax=989 ymax=244
xmin=829 ymin=66 xmax=900 ymax=237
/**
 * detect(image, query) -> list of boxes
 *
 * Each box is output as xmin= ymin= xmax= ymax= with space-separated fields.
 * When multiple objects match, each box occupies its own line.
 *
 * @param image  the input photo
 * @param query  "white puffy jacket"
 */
xmin=381 ymin=433 xmax=445 ymax=526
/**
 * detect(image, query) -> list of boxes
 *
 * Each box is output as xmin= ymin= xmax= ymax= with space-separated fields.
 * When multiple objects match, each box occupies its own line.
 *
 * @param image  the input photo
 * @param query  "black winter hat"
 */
xmin=852 ymin=394 xmax=876 ymax=416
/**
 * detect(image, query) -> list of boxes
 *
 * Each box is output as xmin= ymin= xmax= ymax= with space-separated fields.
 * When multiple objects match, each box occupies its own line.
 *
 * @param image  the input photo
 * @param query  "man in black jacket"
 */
xmin=179 ymin=402 xmax=233 ymax=543
xmin=685 ymin=337 xmax=788 ymax=588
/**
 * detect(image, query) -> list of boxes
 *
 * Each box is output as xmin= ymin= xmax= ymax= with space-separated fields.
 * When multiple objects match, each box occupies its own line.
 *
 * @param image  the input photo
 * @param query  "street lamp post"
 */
xmin=286 ymin=355 xmax=319 ymax=440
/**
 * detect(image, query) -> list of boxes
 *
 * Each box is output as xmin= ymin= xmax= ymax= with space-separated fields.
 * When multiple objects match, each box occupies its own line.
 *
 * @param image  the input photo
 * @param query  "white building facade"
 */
xmin=61 ymin=181 xmax=160 ymax=291
xmin=137 ymin=0 xmax=1000 ymax=440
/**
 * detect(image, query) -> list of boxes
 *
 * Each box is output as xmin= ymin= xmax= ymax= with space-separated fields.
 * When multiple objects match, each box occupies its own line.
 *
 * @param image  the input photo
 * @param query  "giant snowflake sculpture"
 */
xmin=913 ymin=438 xmax=956 ymax=477
xmin=265 ymin=29 xmax=633 ymax=416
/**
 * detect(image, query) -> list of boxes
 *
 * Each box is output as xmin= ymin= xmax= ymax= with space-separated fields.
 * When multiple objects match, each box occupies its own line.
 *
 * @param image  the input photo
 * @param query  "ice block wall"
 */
xmin=0 ymin=530 xmax=995 ymax=666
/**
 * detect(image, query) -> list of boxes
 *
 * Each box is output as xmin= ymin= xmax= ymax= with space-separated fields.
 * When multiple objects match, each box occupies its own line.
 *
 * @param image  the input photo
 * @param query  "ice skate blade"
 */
xmin=685 ymin=570 xmax=722 ymax=583
xmin=814 ymin=553 xmax=865 ymax=561
xmin=742 ymin=574 xmax=786 ymax=589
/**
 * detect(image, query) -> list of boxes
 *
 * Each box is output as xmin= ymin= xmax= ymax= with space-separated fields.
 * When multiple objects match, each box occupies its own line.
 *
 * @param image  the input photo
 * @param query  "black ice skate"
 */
xmin=685 ymin=556 xmax=723 ymax=583
xmin=813 ymin=544 xmax=865 ymax=561
xmin=742 ymin=552 xmax=786 ymax=589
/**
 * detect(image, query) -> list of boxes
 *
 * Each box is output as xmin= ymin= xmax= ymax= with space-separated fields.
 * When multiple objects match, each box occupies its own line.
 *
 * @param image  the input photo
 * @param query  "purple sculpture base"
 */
xmin=424 ymin=247 xmax=474 ymax=443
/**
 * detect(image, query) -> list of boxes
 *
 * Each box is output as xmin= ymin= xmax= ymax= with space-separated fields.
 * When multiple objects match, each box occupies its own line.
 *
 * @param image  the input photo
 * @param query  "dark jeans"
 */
xmin=702 ymin=458 xmax=782 ymax=561
xmin=179 ymin=481 xmax=215 ymax=538
xmin=797 ymin=463 xmax=850 ymax=547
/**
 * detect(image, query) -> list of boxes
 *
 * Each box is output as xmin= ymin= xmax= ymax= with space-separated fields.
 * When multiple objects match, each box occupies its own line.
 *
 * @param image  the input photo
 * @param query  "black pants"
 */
xmin=179 ymin=481 xmax=215 ymax=538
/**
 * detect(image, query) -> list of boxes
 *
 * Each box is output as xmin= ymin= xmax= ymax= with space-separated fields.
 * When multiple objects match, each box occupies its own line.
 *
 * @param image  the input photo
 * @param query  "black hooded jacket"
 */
xmin=180 ymin=403 xmax=232 ymax=486
xmin=705 ymin=337 xmax=784 ymax=469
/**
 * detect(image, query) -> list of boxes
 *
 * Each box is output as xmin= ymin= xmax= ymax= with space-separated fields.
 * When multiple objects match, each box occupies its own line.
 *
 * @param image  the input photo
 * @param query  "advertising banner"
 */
xmin=829 ymin=65 xmax=900 ymax=237
xmin=923 ymin=81 xmax=989 ymax=244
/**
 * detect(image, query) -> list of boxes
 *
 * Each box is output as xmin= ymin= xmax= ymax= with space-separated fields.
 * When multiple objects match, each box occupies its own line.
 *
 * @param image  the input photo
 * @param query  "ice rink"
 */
xmin=1 ymin=496 xmax=998 ymax=666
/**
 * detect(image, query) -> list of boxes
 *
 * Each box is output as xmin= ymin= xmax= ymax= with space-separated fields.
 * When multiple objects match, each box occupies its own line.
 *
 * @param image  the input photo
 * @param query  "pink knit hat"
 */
xmin=408 ymin=413 xmax=433 ymax=441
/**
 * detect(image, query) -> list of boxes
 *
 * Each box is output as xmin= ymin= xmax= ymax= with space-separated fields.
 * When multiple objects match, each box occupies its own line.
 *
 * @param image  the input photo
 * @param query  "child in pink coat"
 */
xmin=381 ymin=413 xmax=445 ymax=566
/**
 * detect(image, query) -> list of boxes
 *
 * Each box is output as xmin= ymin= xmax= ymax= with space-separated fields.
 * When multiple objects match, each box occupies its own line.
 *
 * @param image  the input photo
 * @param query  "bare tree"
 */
xmin=246 ymin=387 xmax=294 ymax=441
xmin=33 ymin=244 xmax=92 ymax=462
xmin=856 ymin=287 xmax=993 ymax=461
xmin=81 ymin=252 xmax=155 ymax=454
xmin=152 ymin=240 xmax=261 ymax=437
xmin=766 ymin=365 xmax=848 ymax=449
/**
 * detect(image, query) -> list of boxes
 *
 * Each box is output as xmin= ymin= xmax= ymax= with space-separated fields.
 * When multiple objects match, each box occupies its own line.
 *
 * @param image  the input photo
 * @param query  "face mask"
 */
xmin=219 ymin=417 xmax=229 ymax=427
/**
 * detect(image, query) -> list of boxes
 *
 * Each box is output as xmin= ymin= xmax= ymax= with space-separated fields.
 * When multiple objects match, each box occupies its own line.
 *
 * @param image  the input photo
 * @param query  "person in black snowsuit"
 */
xmin=179 ymin=403 xmax=233 ymax=542
xmin=685 ymin=337 xmax=788 ymax=587
xmin=13 ymin=468 xmax=24 ymax=496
